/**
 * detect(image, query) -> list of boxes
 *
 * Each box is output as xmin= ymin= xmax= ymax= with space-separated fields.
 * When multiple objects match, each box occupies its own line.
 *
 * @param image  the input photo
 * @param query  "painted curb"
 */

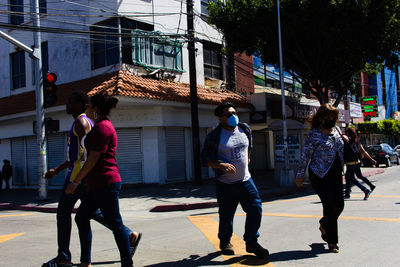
xmin=149 ymin=202 xmax=219 ymax=212
xmin=0 ymin=203 xmax=77 ymax=213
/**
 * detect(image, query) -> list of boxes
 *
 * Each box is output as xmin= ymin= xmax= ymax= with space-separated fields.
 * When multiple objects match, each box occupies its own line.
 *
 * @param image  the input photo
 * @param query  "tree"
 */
xmin=208 ymin=0 xmax=400 ymax=106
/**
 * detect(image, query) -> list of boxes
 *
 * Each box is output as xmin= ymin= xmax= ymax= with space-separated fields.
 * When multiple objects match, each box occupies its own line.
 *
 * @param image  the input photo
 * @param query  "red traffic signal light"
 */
xmin=44 ymin=72 xmax=58 ymax=107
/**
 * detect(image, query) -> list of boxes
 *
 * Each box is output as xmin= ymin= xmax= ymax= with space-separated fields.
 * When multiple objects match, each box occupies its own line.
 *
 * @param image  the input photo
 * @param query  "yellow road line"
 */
xmin=0 ymin=213 xmax=35 ymax=218
xmin=262 ymin=194 xmax=400 ymax=205
xmin=228 ymin=212 xmax=400 ymax=223
xmin=188 ymin=216 xmax=275 ymax=267
xmin=0 ymin=232 xmax=25 ymax=243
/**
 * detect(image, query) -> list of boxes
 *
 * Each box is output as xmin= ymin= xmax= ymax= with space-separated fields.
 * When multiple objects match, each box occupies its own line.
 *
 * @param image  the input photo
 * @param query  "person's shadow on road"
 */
xmin=83 ymin=244 xmax=325 ymax=266
xmin=142 ymin=251 xmax=270 ymax=266
xmin=268 ymin=243 xmax=327 ymax=262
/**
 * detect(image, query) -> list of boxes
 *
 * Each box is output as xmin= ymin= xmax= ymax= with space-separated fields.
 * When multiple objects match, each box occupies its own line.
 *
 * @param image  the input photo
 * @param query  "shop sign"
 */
xmin=360 ymin=96 xmax=378 ymax=118
xmin=294 ymin=104 xmax=350 ymax=123
xmin=275 ymin=134 xmax=301 ymax=164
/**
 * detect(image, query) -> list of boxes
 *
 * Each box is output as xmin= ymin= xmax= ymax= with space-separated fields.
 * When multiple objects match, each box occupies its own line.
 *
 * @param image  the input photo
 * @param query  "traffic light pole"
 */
xmin=33 ymin=0 xmax=47 ymax=200
xmin=187 ymin=0 xmax=202 ymax=185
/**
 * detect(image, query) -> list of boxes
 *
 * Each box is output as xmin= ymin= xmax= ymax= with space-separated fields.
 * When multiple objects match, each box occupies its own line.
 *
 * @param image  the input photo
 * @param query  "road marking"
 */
xmin=227 ymin=212 xmax=400 ymax=223
xmin=0 ymin=213 xmax=35 ymax=218
xmin=188 ymin=215 xmax=275 ymax=266
xmin=0 ymin=232 xmax=25 ymax=243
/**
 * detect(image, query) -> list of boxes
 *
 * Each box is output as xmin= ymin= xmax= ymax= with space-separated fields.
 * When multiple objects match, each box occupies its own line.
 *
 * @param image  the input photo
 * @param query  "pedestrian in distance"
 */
xmin=295 ymin=104 xmax=344 ymax=253
xmin=1 ymin=159 xmax=12 ymax=190
xmin=343 ymin=127 xmax=376 ymax=200
xmin=201 ymin=102 xmax=269 ymax=259
xmin=42 ymin=92 xmax=140 ymax=267
xmin=65 ymin=94 xmax=139 ymax=267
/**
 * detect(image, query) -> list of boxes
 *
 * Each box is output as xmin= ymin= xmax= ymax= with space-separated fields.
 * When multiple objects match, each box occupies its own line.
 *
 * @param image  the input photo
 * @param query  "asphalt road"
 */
xmin=0 ymin=165 xmax=399 ymax=267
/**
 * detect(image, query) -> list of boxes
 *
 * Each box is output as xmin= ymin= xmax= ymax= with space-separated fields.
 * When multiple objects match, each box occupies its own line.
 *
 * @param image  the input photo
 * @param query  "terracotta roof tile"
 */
xmin=0 ymin=70 xmax=250 ymax=117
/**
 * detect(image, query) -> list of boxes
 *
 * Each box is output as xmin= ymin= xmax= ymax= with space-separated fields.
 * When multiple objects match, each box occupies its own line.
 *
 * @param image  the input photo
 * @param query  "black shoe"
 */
xmin=370 ymin=185 xmax=376 ymax=192
xmin=220 ymin=242 xmax=235 ymax=255
xmin=246 ymin=242 xmax=269 ymax=259
xmin=344 ymin=194 xmax=350 ymax=199
xmin=42 ymin=256 xmax=72 ymax=267
xmin=364 ymin=190 xmax=371 ymax=200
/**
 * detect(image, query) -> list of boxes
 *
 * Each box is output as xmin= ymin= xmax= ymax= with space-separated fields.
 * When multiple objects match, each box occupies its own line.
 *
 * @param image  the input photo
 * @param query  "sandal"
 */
xmin=129 ymin=232 xmax=142 ymax=257
xmin=319 ymin=226 xmax=327 ymax=242
xmin=328 ymin=244 xmax=339 ymax=253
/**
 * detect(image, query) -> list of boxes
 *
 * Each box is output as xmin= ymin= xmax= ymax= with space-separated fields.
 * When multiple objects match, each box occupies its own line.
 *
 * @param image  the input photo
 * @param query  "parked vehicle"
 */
xmin=362 ymin=143 xmax=400 ymax=167
xmin=394 ymin=145 xmax=400 ymax=154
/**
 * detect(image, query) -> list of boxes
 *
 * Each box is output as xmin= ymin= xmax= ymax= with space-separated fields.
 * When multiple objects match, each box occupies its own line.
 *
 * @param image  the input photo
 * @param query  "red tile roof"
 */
xmin=0 ymin=71 xmax=250 ymax=117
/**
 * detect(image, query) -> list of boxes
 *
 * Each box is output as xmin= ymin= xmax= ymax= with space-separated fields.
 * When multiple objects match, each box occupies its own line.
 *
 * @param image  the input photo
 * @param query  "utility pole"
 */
xmin=186 ymin=0 xmax=202 ymax=185
xmin=33 ymin=0 xmax=47 ymax=199
xmin=277 ymin=0 xmax=292 ymax=185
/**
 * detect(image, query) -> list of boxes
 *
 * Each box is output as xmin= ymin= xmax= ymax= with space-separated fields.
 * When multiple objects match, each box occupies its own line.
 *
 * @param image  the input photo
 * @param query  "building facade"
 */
xmin=0 ymin=0 xmax=254 ymax=188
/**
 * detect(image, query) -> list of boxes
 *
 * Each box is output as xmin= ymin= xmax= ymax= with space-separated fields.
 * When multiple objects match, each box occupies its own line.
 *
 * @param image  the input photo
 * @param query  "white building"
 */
xmin=0 ymin=0 xmax=253 ymax=188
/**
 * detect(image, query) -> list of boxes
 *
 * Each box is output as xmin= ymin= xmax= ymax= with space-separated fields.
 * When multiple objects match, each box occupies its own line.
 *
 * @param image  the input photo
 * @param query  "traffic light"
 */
xmin=43 ymin=72 xmax=58 ymax=108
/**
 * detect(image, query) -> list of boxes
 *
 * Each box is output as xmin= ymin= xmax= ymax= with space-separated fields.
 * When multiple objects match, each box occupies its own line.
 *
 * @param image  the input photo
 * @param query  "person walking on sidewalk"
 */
xmin=201 ymin=102 xmax=269 ymax=259
xmin=295 ymin=104 xmax=344 ymax=253
xmin=42 ymin=92 xmax=140 ymax=267
xmin=1 ymin=160 xmax=12 ymax=190
xmin=343 ymin=127 xmax=376 ymax=200
xmin=65 ymin=94 xmax=137 ymax=267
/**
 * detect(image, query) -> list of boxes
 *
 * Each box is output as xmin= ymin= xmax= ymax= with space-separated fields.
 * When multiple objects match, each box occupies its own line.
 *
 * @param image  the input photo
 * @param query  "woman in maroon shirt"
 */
xmin=65 ymin=94 xmax=139 ymax=267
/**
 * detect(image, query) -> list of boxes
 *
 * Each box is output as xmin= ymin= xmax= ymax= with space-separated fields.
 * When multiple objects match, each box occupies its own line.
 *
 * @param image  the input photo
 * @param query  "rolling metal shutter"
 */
xmin=116 ymin=128 xmax=143 ymax=184
xmin=11 ymin=137 xmax=26 ymax=185
xmin=47 ymin=133 xmax=67 ymax=186
xmin=166 ymin=127 xmax=186 ymax=183
xmin=26 ymin=136 xmax=39 ymax=185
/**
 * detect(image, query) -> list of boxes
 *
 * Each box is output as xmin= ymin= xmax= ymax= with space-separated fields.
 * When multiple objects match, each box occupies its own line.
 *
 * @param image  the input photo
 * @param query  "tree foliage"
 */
xmin=357 ymin=119 xmax=400 ymax=136
xmin=208 ymin=0 xmax=400 ymax=106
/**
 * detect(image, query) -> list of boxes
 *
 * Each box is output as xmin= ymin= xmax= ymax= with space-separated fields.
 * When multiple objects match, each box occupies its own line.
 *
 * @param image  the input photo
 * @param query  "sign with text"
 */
xmin=275 ymin=134 xmax=301 ymax=164
xmin=360 ymin=96 xmax=378 ymax=118
xmin=294 ymin=104 xmax=350 ymax=123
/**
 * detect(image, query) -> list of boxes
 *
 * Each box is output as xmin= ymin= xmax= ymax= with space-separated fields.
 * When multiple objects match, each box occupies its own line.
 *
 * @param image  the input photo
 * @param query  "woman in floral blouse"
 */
xmin=295 ymin=104 xmax=344 ymax=253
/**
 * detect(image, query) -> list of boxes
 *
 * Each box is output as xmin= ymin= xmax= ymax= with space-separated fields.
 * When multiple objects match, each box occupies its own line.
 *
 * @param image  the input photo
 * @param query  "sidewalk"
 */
xmin=0 ymin=167 xmax=384 ymax=213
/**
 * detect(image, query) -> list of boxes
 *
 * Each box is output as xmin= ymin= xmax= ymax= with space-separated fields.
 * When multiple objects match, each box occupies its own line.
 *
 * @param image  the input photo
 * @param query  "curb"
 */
xmin=149 ymin=201 xmax=219 ymax=212
xmin=0 ymin=169 xmax=384 ymax=213
xmin=0 ymin=203 xmax=77 ymax=213
xmin=149 ymin=185 xmax=314 ymax=212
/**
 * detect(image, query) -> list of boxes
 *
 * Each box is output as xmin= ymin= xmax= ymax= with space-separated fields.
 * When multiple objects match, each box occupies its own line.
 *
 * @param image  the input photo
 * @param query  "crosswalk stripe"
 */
xmin=0 ymin=232 xmax=25 ymax=243
xmin=188 ymin=215 xmax=275 ymax=266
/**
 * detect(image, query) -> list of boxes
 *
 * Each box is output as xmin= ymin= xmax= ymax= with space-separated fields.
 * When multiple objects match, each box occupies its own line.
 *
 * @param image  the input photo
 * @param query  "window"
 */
xmin=9 ymin=0 xmax=24 ymax=25
xmin=41 ymin=41 xmax=48 ymax=74
xmin=39 ymin=0 xmax=47 ymax=14
xmin=10 ymin=51 xmax=26 ymax=89
xmin=132 ymin=31 xmax=184 ymax=71
xmin=91 ymin=19 xmax=119 ymax=69
xmin=203 ymin=42 xmax=222 ymax=80
xmin=201 ymin=0 xmax=217 ymax=17
xmin=91 ymin=18 xmax=154 ymax=70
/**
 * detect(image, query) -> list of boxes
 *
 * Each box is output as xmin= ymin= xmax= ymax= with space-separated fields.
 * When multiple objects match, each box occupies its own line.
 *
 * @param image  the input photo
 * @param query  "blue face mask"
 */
xmin=227 ymin=114 xmax=239 ymax=127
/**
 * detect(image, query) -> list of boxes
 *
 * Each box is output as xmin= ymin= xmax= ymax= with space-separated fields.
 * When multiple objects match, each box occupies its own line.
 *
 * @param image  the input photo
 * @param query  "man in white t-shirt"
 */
xmin=201 ymin=102 xmax=269 ymax=259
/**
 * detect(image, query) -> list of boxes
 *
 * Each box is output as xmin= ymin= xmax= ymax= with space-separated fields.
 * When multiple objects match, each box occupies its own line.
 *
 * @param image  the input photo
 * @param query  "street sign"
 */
xmin=360 ymin=96 xmax=378 ymax=118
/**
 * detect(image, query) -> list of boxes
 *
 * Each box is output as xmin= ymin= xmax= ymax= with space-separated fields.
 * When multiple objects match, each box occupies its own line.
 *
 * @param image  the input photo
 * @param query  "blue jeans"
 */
xmin=75 ymin=182 xmax=132 ymax=267
xmin=57 ymin=180 xmax=133 ymax=261
xmin=345 ymin=164 xmax=369 ymax=196
xmin=216 ymin=178 xmax=262 ymax=244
